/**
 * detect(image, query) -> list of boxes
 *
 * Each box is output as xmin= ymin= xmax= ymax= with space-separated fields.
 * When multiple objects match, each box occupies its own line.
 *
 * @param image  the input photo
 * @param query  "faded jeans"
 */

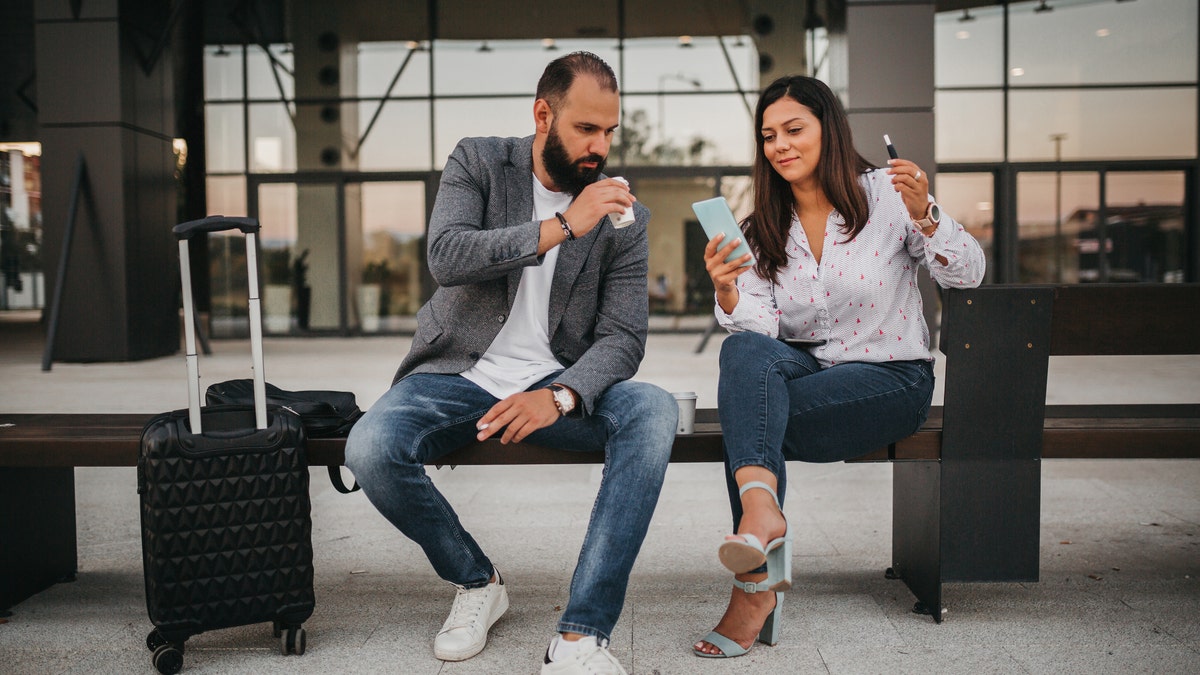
xmin=718 ymin=331 xmax=934 ymax=530
xmin=344 ymin=371 xmax=677 ymax=642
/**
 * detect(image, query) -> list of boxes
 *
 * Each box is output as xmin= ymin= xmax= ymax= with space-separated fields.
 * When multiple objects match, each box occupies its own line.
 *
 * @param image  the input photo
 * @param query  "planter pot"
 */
xmin=263 ymin=284 xmax=292 ymax=333
xmin=357 ymin=284 xmax=382 ymax=332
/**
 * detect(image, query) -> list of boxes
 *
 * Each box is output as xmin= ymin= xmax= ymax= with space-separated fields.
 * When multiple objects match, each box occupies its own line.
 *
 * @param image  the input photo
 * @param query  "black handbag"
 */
xmin=206 ymin=379 xmax=364 ymax=493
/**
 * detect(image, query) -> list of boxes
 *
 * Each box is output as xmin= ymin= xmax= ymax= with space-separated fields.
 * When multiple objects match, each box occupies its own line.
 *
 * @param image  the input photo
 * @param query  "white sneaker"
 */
xmin=540 ymin=636 xmax=629 ymax=675
xmin=432 ymin=571 xmax=509 ymax=661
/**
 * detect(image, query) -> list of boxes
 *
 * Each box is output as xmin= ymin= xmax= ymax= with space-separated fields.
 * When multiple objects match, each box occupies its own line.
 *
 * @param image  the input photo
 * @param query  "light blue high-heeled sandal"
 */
xmin=718 ymin=481 xmax=793 ymax=591
xmin=692 ymin=586 xmax=784 ymax=658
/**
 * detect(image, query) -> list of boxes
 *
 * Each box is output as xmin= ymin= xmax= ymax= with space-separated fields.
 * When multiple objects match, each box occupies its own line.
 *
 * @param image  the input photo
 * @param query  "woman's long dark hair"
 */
xmin=744 ymin=76 xmax=876 ymax=283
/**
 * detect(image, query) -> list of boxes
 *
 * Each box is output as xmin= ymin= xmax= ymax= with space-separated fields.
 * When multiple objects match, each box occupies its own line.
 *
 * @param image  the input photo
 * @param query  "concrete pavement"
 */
xmin=1 ymin=313 xmax=1198 ymax=674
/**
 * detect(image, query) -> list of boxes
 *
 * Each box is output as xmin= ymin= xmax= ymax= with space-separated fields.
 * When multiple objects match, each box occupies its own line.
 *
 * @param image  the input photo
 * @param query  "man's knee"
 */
xmin=606 ymin=381 xmax=677 ymax=441
xmin=344 ymin=408 xmax=418 ymax=479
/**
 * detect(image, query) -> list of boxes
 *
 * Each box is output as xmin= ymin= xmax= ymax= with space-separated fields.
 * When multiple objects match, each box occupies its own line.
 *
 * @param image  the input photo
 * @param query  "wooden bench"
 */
xmin=3 ymin=284 xmax=1198 ymax=618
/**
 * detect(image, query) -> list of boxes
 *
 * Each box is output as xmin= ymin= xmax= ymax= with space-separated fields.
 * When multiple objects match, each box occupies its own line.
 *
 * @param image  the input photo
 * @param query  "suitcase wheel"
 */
xmin=280 ymin=626 xmax=307 ymax=656
xmin=152 ymin=643 xmax=184 ymax=674
xmin=146 ymin=629 xmax=168 ymax=652
xmin=272 ymin=621 xmax=283 ymax=639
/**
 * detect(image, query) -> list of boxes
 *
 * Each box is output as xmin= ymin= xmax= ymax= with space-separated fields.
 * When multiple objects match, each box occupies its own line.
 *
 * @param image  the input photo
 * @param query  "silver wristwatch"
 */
xmin=549 ymin=384 xmax=576 ymax=416
xmin=914 ymin=202 xmax=941 ymax=234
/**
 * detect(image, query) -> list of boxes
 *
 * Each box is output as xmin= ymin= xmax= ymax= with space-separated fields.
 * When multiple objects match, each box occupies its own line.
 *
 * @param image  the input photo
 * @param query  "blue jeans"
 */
xmin=718 ymin=331 xmax=934 ymax=530
xmin=344 ymin=371 xmax=677 ymax=642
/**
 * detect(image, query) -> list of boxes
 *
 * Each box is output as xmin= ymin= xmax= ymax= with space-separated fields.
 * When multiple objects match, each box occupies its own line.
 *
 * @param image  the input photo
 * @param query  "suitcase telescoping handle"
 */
xmin=173 ymin=215 xmax=268 ymax=434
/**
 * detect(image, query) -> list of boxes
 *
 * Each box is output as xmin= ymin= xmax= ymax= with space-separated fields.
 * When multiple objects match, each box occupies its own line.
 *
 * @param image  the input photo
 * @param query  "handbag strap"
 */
xmin=328 ymin=465 xmax=361 ymax=493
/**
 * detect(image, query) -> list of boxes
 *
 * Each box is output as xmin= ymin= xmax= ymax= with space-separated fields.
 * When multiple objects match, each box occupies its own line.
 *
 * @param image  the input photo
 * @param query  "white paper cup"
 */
xmin=611 ymin=177 xmax=635 ymax=228
xmin=673 ymin=391 xmax=697 ymax=435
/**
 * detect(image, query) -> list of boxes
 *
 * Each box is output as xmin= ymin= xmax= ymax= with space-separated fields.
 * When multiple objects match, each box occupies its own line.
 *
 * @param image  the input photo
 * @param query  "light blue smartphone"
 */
xmin=692 ymin=197 xmax=755 ymax=267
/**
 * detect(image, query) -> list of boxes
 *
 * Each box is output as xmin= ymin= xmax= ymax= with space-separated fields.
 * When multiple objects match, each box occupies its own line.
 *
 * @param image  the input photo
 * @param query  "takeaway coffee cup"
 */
xmin=610 ymin=177 xmax=636 ymax=228
xmin=673 ymin=391 xmax=697 ymax=435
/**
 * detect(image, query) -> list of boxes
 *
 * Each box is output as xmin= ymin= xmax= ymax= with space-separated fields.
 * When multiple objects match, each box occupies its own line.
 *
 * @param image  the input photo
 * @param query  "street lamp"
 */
xmin=1049 ymin=133 xmax=1067 ymax=283
xmin=657 ymin=73 xmax=702 ymax=147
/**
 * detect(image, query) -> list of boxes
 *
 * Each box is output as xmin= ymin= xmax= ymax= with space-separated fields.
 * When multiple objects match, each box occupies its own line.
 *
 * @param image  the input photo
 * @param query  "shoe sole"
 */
xmin=718 ymin=541 xmax=767 ymax=574
xmin=433 ymin=592 xmax=510 ymax=661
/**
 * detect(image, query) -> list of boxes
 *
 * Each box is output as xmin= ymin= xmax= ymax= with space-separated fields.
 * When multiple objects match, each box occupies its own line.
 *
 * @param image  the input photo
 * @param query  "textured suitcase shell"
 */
xmin=138 ymin=405 xmax=314 ymax=639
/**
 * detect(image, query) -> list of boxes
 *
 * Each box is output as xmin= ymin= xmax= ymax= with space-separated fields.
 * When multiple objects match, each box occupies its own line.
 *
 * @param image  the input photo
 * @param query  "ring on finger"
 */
xmin=915 ymin=170 xmax=922 ymax=180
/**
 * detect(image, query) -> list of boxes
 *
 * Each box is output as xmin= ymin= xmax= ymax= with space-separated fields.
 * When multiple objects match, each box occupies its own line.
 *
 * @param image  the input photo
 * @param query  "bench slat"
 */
xmin=7 ymin=403 xmax=1195 ymax=468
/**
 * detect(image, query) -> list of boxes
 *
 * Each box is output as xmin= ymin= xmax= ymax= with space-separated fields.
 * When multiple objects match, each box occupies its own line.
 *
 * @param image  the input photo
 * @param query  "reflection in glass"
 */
xmin=1009 ymin=89 xmax=1196 ymax=161
xmin=357 ymin=182 xmax=426 ymax=329
xmin=1008 ymin=0 xmax=1196 ymax=86
xmin=618 ymin=93 xmax=754 ymax=166
xmin=638 ymin=176 xmax=717 ymax=315
xmin=204 ymin=103 xmax=245 ymax=173
xmin=433 ymin=39 xmax=619 ymax=96
xmin=1017 ymin=172 xmax=1097 ymax=283
xmin=934 ymin=91 xmax=1004 ymax=163
xmin=356 ymin=101 xmax=432 ymax=171
xmin=205 ymin=176 xmax=247 ymax=216
xmin=246 ymin=44 xmax=294 ymax=101
xmin=1092 ymin=172 xmax=1186 ymax=283
xmin=208 ymin=232 xmax=249 ymax=338
xmin=257 ymin=184 xmax=299 ymax=333
xmin=621 ymin=36 xmax=756 ymax=93
xmin=0 ymin=145 xmax=45 ymax=310
xmin=932 ymin=173 xmax=994 ymax=283
xmin=433 ymin=98 xmax=530 ymax=167
xmin=358 ymin=42 xmax=431 ymax=98
xmin=204 ymin=45 xmax=243 ymax=100
xmin=248 ymin=102 xmax=297 ymax=172
xmin=935 ymin=4 xmax=1004 ymax=87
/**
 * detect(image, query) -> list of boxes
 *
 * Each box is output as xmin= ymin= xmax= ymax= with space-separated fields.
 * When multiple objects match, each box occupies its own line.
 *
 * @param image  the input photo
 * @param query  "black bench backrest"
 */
xmin=1047 ymin=284 xmax=1200 ymax=356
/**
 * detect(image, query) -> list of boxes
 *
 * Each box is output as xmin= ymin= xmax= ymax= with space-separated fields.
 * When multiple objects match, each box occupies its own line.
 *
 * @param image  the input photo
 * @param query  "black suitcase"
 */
xmin=137 ymin=216 xmax=315 ymax=675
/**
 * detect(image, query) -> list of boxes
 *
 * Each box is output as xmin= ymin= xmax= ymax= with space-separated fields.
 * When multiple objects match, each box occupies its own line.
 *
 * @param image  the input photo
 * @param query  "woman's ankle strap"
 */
xmin=738 ymin=480 xmax=779 ymax=504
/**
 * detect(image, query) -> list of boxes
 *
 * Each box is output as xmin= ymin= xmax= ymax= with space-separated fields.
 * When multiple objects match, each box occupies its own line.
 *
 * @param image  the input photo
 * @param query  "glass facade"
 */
xmin=935 ymin=0 xmax=1198 ymax=284
xmin=0 ymin=143 xmax=43 ymax=311
xmin=203 ymin=33 xmax=760 ymax=333
xmin=188 ymin=0 xmax=1200 ymax=333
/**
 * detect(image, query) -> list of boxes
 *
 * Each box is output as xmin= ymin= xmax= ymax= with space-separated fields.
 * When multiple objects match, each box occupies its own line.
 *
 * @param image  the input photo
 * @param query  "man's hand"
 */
xmin=562 ymin=178 xmax=635 ymax=239
xmin=476 ymin=389 xmax=561 ymax=444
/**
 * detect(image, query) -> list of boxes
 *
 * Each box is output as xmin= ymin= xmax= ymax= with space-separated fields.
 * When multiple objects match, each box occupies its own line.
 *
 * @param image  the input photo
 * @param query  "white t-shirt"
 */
xmin=460 ymin=176 xmax=572 ymax=399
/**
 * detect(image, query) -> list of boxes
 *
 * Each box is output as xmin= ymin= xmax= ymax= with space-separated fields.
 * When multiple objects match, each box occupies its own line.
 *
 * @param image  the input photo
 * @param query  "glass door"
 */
xmin=243 ymin=175 xmax=431 ymax=335
xmin=355 ymin=181 xmax=427 ymax=332
xmin=254 ymin=181 xmax=342 ymax=334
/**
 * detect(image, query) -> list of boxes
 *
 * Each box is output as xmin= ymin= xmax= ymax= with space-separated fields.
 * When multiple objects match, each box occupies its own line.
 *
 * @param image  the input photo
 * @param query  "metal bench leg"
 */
xmin=0 ymin=468 xmax=78 ymax=613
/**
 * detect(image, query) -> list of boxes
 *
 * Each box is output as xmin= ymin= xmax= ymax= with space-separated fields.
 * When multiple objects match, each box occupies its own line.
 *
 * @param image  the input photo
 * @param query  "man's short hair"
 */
xmin=535 ymin=51 xmax=618 ymax=113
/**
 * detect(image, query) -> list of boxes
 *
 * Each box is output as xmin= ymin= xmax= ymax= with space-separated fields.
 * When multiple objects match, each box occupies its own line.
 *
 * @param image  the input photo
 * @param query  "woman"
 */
xmin=693 ymin=75 xmax=985 ymax=658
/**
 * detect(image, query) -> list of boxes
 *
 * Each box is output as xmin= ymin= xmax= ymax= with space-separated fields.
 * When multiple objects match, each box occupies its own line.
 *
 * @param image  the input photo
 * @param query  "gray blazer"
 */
xmin=393 ymin=135 xmax=652 ymax=415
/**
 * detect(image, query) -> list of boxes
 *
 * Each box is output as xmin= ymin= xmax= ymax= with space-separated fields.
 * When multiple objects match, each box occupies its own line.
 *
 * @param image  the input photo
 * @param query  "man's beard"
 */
xmin=542 ymin=122 xmax=606 ymax=197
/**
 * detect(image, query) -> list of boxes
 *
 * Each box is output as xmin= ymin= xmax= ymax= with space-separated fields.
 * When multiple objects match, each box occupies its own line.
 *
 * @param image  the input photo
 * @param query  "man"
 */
xmin=344 ymin=51 xmax=677 ymax=675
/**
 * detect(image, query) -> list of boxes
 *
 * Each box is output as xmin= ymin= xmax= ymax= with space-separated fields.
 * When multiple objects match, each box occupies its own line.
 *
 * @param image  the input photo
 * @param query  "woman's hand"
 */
xmin=887 ymin=159 xmax=930 ymax=221
xmin=704 ymin=233 xmax=752 ymax=314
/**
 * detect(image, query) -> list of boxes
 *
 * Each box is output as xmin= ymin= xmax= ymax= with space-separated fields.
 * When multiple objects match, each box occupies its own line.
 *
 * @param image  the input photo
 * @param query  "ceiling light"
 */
xmin=956 ymin=30 xmax=971 ymax=40
xmin=477 ymin=41 xmax=492 ymax=53
xmin=542 ymin=38 xmax=557 ymax=51
xmin=678 ymin=35 xmax=694 ymax=48
xmin=406 ymin=41 xmax=421 ymax=50
xmin=958 ymin=9 xmax=975 ymax=22
xmin=1034 ymin=1 xmax=1053 ymax=13
xmin=1011 ymin=67 xmax=1025 ymax=77
xmin=1095 ymin=28 xmax=1111 ymax=37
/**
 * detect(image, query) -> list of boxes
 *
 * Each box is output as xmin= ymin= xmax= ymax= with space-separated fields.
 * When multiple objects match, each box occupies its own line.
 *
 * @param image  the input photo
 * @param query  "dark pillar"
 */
xmin=35 ymin=0 xmax=180 ymax=361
